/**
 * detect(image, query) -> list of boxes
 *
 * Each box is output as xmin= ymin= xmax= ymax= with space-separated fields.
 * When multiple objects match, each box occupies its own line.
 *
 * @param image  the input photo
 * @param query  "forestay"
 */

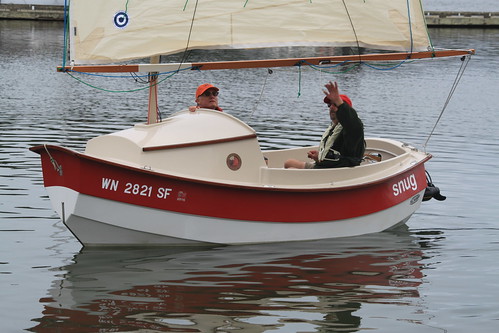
xmin=69 ymin=0 xmax=432 ymax=64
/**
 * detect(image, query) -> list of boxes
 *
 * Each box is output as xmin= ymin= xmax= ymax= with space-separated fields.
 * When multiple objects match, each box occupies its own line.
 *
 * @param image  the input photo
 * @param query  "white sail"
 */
xmin=69 ymin=0 xmax=431 ymax=64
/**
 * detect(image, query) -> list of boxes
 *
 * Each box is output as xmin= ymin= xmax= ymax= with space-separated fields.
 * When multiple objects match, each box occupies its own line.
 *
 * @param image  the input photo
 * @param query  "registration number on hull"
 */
xmin=102 ymin=178 xmax=173 ymax=199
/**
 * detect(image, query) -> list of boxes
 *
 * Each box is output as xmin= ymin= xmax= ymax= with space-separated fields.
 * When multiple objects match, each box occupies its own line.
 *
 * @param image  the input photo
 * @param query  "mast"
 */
xmin=147 ymin=56 xmax=160 ymax=124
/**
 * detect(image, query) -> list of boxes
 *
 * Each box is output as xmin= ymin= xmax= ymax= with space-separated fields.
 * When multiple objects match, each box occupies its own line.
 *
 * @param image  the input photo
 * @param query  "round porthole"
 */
xmin=226 ymin=153 xmax=242 ymax=171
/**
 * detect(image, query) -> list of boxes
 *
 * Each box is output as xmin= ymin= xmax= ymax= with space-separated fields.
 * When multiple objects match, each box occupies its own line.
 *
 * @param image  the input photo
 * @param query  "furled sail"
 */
xmin=69 ymin=0 xmax=432 ymax=64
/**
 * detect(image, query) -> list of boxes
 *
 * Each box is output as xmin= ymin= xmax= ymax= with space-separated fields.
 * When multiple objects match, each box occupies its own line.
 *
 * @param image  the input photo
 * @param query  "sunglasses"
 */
xmin=201 ymin=90 xmax=219 ymax=97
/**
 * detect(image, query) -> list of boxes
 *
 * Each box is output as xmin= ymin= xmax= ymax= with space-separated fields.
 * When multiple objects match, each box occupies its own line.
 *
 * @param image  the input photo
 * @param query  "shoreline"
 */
xmin=424 ymin=11 xmax=499 ymax=27
xmin=0 ymin=4 xmax=64 ymax=21
xmin=1 ymin=4 xmax=499 ymax=27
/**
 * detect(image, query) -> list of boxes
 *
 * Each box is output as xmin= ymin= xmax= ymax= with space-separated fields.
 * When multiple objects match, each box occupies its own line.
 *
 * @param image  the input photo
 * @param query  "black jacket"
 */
xmin=315 ymin=103 xmax=365 ymax=168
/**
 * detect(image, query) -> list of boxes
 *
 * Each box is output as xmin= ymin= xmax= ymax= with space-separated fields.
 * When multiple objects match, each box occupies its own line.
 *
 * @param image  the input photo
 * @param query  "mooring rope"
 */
xmin=43 ymin=145 xmax=63 ymax=176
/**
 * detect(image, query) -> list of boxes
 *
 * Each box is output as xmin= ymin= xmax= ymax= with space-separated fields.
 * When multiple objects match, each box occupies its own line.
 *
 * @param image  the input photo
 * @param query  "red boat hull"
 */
xmin=32 ymin=145 xmax=428 ymax=223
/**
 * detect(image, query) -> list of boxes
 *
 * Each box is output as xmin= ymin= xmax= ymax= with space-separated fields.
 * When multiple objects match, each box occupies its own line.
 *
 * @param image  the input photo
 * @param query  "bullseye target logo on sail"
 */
xmin=114 ymin=11 xmax=130 ymax=29
xmin=392 ymin=174 xmax=418 ymax=196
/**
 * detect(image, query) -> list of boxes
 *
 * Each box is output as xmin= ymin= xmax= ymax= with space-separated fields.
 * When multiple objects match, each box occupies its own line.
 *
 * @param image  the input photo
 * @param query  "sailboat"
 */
xmin=30 ymin=0 xmax=473 ymax=246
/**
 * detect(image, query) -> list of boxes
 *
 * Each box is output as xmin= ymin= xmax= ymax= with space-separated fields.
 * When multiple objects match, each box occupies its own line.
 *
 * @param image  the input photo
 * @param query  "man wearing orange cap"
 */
xmin=285 ymin=81 xmax=365 ymax=169
xmin=189 ymin=83 xmax=223 ymax=112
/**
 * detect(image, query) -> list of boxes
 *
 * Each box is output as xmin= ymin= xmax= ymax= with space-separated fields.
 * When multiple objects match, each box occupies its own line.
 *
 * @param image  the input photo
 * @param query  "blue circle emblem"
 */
xmin=114 ymin=11 xmax=129 ymax=29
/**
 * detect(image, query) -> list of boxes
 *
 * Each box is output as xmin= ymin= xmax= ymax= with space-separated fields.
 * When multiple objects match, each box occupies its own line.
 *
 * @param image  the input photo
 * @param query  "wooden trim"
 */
xmin=142 ymin=134 xmax=258 ymax=152
xmin=192 ymin=49 xmax=475 ymax=70
xmin=57 ymin=49 xmax=475 ymax=73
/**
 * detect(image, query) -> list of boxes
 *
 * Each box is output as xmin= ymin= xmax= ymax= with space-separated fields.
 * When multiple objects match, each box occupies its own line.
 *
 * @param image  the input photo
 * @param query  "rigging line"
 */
xmin=406 ymin=0 xmax=414 ymax=54
xmin=61 ymin=0 xmax=68 ymax=69
xmin=65 ymin=70 xmax=179 ymax=93
xmin=307 ymin=60 xmax=413 ymax=73
xmin=311 ymin=63 xmax=360 ymax=74
xmin=297 ymin=63 xmax=302 ymax=97
xmin=341 ymin=0 xmax=362 ymax=63
xmin=157 ymin=103 xmax=162 ymax=122
xmin=130 ymin=72 xmax=149 ymax=84
xmin=248 ymin=69 xmax=273 ymax=121
xmin=362 ymin=60 xmax=409 ymax=71
xmin=417 ymin=0 xmax=435 ymax=51
xmin=178 ymin=0 xmax=200 ymax=71
xmin=305 ymin=60 xmax=353 ymax=69
xmin=65 ymin=66 xmax=192 ymax=79
xmin=423 ymin=55 xmax=472 ymax=150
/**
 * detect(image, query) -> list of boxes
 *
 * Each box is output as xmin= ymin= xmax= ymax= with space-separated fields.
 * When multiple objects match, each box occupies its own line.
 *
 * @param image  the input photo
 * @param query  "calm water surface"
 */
xmin=1 ymin=18 xmax=499 ymax=332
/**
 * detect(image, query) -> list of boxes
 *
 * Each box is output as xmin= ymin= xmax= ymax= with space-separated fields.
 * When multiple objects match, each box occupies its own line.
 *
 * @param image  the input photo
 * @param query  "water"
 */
xmin=1 ymin=17 xmax=499 ymax=332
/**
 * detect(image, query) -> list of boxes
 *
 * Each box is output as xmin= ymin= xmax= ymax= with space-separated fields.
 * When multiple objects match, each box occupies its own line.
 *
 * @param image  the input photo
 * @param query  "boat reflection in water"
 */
xmin=30 ymin=228 xmax=431 ymax=332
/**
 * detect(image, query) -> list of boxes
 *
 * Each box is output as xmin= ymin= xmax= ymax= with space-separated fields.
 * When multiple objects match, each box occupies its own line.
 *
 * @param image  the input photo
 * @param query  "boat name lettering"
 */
xmin=101 ymin=178 xmax=173 ymax=199
xmin=392 ymin=174 xmax=417 ymax=196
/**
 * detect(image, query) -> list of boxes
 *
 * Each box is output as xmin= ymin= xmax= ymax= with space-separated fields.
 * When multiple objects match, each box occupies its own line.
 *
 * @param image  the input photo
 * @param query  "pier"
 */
xmin=425 ymin=11 xmax=499 ymax=27
xmin=0 ymin=4 xmax=498 ymax=27
xmin=0 ymin=4 xmax=63 ymax=21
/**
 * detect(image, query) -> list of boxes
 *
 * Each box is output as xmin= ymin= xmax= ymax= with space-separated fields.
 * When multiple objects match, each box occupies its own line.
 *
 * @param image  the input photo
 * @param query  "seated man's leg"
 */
xmin=284 ymin=159 xmax=307 ymax=169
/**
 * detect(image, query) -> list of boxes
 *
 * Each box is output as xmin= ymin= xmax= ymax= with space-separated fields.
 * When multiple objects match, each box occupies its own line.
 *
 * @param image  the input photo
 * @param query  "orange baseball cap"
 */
xmin=196 ymin=83 xmax=219 ymax=98
xmin=323 ymin=94 xmax=352 ymax=107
